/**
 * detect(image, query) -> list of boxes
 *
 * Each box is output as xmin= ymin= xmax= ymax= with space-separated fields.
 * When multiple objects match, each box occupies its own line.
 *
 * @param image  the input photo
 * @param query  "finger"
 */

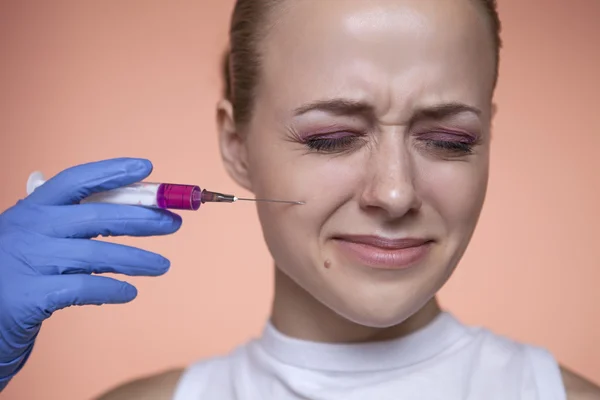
xmin=34 ymin=275 xmax=138 ymax=318
xmin=18 ymin=203 xmax=182 ymax=238
xmin=19 ymin=237 xmax=171 ymax=276
xmin=26 ymin=158 xmax=153 ymax=206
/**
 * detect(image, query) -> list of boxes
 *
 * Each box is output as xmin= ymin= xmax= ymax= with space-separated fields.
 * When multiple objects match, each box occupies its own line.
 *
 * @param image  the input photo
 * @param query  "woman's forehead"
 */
xmin=263 ymin=0 xmax=490 ymax=53
xmin=257 ymin=0 xmax=496 ymax=117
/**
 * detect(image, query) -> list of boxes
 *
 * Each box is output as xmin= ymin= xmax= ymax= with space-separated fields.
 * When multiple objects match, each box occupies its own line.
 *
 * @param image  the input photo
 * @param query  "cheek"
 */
xmin=247 ymin=137 xmax=362 ymax=256
xmin=249 ymin=145 xmax=358 ymax=200
xmin=417 ymin=158 xmax=489 ymax=232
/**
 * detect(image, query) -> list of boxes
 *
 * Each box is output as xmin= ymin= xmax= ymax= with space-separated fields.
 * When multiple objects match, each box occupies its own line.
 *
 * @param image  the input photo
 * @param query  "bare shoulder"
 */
xmin=561 ymin=366 xmax=600 ymax=400
xmin=94 ymin=368 xmax=185 ymax=400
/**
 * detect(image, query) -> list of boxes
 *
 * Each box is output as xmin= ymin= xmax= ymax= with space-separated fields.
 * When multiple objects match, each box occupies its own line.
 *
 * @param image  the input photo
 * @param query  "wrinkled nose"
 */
xmin=358 ymin=137 xmax=422 ymax=219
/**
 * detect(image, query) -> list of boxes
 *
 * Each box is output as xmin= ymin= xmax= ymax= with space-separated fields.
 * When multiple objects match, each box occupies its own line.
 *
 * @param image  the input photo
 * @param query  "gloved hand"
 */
xmin=0 ymin=158 xmax=182 ymax=391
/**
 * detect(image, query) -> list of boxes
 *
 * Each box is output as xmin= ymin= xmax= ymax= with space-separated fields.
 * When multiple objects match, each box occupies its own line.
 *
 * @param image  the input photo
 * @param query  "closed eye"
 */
xmin=417 ymin=130 xmax=480 ymax=155
xmin=305 ymin=135 xmax=360 ymax=152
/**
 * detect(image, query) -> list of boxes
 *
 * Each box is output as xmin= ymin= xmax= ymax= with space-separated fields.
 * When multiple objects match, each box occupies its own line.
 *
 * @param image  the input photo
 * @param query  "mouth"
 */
xmin=331 ymin=235 xmax=433 ymax=270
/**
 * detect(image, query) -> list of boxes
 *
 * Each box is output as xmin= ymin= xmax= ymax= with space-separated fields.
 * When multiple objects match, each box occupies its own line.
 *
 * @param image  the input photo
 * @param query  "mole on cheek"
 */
xmin=324 ymin=260 xmax=332 ymax=269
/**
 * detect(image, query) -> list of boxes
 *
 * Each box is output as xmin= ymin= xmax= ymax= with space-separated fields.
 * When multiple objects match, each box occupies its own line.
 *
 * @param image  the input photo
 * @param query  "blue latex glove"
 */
xmin=0 ymin=158 xmax=182 ymax=391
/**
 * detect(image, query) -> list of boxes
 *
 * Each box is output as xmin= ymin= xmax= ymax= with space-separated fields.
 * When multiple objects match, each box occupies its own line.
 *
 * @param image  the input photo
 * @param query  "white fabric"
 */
xmin=173 ymin=312 xmax=566 ymax=400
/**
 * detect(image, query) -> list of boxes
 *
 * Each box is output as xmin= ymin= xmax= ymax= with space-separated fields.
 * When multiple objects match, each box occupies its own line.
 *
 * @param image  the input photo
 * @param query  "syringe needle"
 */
xmin=235 ymin=197 xmax=305 ymax=205
xmin=199 ymin=190 xmax=304 ymax=205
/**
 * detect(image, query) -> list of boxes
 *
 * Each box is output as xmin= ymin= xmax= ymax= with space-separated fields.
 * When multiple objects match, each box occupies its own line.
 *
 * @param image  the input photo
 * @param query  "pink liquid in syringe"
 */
xmin=156 ymin=184 xmax=202 ymax=210
xmin=154 ymin=183 xmax=303 ymax=210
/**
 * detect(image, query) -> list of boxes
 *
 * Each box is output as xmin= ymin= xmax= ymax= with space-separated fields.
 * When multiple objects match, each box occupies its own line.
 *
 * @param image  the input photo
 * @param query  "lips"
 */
xmin=332 ymin=235 xmax=432 ymax=270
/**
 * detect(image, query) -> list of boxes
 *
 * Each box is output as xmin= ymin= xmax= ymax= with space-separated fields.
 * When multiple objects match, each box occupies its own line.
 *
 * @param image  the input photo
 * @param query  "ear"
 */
xmin=217 ymin=99 xmax=253 ymax=192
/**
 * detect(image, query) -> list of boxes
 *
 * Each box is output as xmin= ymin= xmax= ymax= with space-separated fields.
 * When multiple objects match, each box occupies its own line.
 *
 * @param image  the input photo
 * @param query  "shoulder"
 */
xmin=464 ymin=329 xmax=600 ymax=399
xmin=94 ymin=349 xmax=248 ymax=400
xmin=560 ymin=366 xmax=600 ymax=400
xmin=94 ymin=369 xmax=184 ymax=400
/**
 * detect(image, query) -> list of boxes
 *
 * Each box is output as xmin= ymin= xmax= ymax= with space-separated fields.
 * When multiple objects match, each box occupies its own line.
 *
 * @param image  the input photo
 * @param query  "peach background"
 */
xmin=1 ymin=1 xmax=599 ymax=398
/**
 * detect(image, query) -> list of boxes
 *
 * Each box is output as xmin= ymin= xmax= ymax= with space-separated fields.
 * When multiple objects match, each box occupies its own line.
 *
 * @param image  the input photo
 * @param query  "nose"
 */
xmin=358 ymin=135 xmax=422 ymax=219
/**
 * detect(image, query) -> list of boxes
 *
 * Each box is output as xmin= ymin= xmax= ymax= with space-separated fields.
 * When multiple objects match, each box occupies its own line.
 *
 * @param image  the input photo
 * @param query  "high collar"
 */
xmin=257 ymin=312 xmax=471 ymax=373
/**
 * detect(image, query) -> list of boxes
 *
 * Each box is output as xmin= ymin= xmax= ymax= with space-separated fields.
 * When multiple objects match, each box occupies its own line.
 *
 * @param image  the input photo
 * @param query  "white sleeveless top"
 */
xmin=173 ymin=312 xmax=566 ymax=399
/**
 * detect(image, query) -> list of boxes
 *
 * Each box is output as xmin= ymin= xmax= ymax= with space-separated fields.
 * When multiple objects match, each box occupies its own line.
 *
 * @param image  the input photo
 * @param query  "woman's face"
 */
xmin=223 ymin=0 xmax=496 ymax=327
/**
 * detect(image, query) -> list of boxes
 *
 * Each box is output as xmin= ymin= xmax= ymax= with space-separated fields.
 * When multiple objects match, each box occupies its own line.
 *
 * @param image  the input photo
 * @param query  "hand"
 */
xmin=0 ymin=158 xmax=182 ymax=390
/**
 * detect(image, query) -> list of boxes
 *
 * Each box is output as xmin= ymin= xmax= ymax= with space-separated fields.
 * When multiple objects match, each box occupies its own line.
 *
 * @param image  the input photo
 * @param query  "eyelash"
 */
xmin=305 ymin=135 xmax=359 ymax=152
xmin=424 ymin=139 xmax=474 ymax=154
xmin=304 ymin=132 xmax=476 ymax=154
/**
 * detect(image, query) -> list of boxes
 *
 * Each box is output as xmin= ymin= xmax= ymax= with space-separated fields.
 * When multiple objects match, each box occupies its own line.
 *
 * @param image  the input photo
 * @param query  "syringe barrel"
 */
xmin=157 ymin=183 xmax=202 ymax=210
xmin=27 ymin=171 xmax=203 ymax=211
xmin=81 ymin=182 xmax=202 ymax=211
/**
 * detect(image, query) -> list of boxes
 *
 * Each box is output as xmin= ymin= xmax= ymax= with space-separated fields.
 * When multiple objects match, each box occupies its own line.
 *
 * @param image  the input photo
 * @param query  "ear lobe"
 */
xmin=216 ymin=99 xmax=253 ymax=192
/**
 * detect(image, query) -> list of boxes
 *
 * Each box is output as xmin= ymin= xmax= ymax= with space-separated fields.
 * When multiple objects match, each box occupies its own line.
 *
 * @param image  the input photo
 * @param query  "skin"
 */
xmin=227 ymin=0 xmax=494 ymax=343
xmin=97 ymin=0 xmax=600 ymax=398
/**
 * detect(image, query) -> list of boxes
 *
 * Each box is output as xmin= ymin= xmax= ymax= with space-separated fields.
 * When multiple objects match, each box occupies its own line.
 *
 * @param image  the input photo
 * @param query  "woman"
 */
xmin=0 ymin=0 xmax=598 ymax=398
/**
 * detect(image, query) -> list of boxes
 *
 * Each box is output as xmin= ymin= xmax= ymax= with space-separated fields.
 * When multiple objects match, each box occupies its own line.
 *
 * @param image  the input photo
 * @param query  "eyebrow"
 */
xmin=292 ymin=98 xmax=481 ymax=122
xmin=293 ymin=99 xmax=375 ymax=119
xmin=412 ymin=102 xmax=482 ymax=121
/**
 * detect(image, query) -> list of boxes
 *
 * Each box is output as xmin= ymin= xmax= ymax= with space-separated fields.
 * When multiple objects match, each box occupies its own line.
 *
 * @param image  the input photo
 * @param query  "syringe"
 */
xmin=26 ymin=171 xmax=304 ymax=211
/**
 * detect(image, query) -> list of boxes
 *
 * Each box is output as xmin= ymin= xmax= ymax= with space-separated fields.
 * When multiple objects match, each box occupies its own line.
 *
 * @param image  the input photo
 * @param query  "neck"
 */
xmin=270 ymin=266 xmax=442 ymax=343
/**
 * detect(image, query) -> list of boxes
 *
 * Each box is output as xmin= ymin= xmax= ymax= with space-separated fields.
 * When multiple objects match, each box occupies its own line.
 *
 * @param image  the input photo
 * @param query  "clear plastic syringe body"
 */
xmin=81 ymin=182 xmax=203 ymax=210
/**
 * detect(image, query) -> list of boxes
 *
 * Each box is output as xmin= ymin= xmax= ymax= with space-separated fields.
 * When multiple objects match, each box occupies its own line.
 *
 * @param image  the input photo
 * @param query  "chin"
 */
xmin=311 ymin=261 xmax=447 ymax=330
xmin=335 ymin=306 xmax=417 ymax=329
xmin=325 ymin=291 xmax=432 ymax=329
